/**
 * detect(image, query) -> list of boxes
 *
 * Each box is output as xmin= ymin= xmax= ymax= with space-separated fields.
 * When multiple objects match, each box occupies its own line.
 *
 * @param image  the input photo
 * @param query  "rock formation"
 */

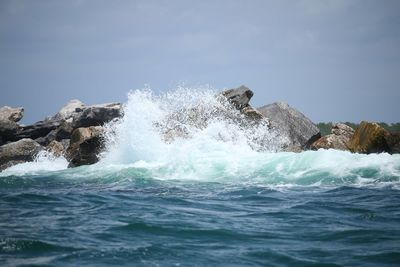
xmin=0 ymin=139 xmax=43 ymax=170
xmin=66 ymin=126 xmax=105 ymax=167
xmin=311 ymin=123 xmax=354 ymax=151
xmin=258 ymin=102 xmax=321 ymax=151
xmin=347 ymin=121 xmax=390 ymax=153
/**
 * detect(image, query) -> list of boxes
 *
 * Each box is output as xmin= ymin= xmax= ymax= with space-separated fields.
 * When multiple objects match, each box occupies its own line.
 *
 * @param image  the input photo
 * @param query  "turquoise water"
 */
xmin=1 ymin=88 xmax=400 ymax=266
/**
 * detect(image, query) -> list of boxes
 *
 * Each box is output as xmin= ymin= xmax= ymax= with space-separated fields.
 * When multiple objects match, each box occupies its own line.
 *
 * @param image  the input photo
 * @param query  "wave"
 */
xmin=1 ymin=87 xmax=400 ymax=186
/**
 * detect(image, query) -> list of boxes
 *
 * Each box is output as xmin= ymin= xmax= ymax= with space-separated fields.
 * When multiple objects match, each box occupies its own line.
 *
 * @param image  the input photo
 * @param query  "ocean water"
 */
xmin=1 ymin=88 xmax=400 ymax=267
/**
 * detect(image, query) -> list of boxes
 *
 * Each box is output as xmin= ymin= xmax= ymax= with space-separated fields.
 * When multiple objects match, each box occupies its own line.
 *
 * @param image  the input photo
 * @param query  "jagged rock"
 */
xmin=311 ymin=123 xmax=355 ymax=151
xmin=46 ymin=140 xmax=65 ymax=157
xmin=72 ymin=103 xmax=123 ymax=128
xmin=241 ymin=106 xmax=264 ymax=121
xmin=0 ymin=138 xmax=43 ymax=171
xmin=66 ymin=126 xmax=104 ymax=167
xmin=221 ymin=85 xmax=253 ymax=109
xmin=16 ymin=118 xmax=63 ymax=141
xmin=53 ymin=99 xmax=85 ymax=120
xmin=0 ymin=106 xmax=24 ymax=122
xmin=347 ymin=121 xmax=390 ymax=153
xmin=258 ymin=102 xmax=320 ymax=151
xmin=386 ymin=132 xmax=400 ymax=154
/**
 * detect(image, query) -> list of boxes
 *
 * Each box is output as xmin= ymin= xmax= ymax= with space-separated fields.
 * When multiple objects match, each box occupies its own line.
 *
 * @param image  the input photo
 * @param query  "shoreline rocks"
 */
xmin=0 ymin=86 xmax=398 ymax=171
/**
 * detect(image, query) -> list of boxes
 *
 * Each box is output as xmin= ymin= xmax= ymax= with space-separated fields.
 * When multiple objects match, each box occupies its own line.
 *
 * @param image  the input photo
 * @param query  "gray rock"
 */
xmin=386 ymin=132 xmax=400 ymax=154
xmin=0 ymin=106 xmax=24 ymax=122
xmin=221 ymin=85 xmax=253 ymax=109
xmin=0 ymin=138 xmax=43 ymax=170
xmin=66 ymin=126 xmax=105 ymax=167
xmin=16 ymin=118 xmax=63 ymax=141
xmin=54 ymin=99 xmax=85 ymax=120
xmin=258 ymin=102 xmax=321 ymax=151
xmin=311 ymin=123 xmax=354 ymax=151
xmin=72 ymin=103 xmax=123 ymax=128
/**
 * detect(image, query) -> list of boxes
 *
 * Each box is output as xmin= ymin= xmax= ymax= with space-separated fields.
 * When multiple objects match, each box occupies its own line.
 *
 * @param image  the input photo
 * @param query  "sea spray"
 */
xmin=1 ymin=86 xmax=400 ymax=186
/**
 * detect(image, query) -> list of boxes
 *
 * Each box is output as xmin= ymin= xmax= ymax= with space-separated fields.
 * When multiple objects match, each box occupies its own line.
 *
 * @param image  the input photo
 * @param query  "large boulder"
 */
xmin=66 ymin=126 xmax=105 ymax=167
xmin=16 ymin=118 xmax=63 ymax=141
xmin=0 ymin=138 xmax=43 ymax=171
xmin=311 ymin=123 xmax=354 ymax=151
xmin=72 ymin=103 xmax=123 ymax=128
xmin=258 ymin=102 xmax=320 ymax=151
xmin=0 ymin=106 xmax=24 ymax=122
xmin=0 ymin=106 xmax=24 ymax=145
xmin=347 ymin=121 xmax=390 ymax=153
xmin=221 ymin=85 xmax=253 ymax=109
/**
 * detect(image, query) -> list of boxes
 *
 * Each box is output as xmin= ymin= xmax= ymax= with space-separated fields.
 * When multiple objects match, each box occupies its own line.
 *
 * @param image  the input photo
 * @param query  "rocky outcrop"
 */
xmin=347 ymin=121 xmax=390 ymax=153
xmin=311 ymin=123 xmax=354 ymax=151
xmin=66 ymin=126 xmax=105 ymax=167
xmin=258 ymin=102 xmax=320 ymax=151
xmin=0 ymin=139 xmax=43 ymax=170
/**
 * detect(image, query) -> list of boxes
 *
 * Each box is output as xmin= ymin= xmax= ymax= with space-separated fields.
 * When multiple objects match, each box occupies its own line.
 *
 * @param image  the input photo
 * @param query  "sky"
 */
xmin=0 ymin=0 xmax=399 ymax=124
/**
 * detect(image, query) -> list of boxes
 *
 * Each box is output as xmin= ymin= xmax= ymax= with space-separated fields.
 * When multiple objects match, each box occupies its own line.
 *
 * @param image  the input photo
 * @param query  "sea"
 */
xmin=1 ymin=88 xmax=400 ymax=267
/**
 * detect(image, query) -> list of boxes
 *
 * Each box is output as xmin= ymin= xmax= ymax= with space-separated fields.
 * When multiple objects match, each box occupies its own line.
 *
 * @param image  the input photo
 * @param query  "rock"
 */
xmin=0 ymin=106 xmax=24 ymax=145
xmin=53 ymin=99 xmax=85 ymax=120
xmin=16 ymin=118 xmax=63 ymax=141
xmin=0 ymin=138 xmax=43 ymax=171
xmin=311 ymin=123 xmax=355 ymax=151
xmin=0 ymin=106 xmax=24 ymax=122
xmin=72 ymin=103 xmax=123 ymax=128
xmin=386 ymin=132 xmax=400 ymax=154
xmin=258 ymin=102 xmax=321 ymax=151
xmin=241 ymin=106 xmax=264 ymax=121
xmin=66 ymin=126 xmax=104 ymax=167
xmin=221 ymin=85 xmax=253 ymax=109
xmin=0 ymin=119 xmax=21 ymax=144
xmin=347 ymin=121 xmax=390 ymax=153
xmin=46 ymin=140 xmax=65 ymax=157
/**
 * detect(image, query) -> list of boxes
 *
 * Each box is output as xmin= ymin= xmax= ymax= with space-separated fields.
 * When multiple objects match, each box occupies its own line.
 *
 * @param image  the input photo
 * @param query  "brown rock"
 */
xmin=66 ymin=126 xmax=104 ymax=167
xmin=311 ymin=123 xmax=354 ymax=151
xmin=347 ymin=121 xmax=390 ymax=153
xmin=46 ymin=140 xmax=65 ymax=157
xmin=386 ymin=132 xmax=400 ymax=154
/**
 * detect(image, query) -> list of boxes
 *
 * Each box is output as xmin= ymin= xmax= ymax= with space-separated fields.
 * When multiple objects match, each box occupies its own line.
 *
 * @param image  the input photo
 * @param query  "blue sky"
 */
xmin=1 ymin=0 xmax=399 ymax=123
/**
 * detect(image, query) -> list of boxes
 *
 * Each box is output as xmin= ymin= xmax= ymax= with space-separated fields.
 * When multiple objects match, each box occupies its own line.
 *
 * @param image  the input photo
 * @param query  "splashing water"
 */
xmin=1 ymin=86 xmax=400 ymax=186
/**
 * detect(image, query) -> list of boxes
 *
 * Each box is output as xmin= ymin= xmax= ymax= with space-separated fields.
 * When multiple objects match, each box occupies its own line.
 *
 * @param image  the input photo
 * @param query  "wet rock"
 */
xmin=221 ymin=85 xmax=253 ymax=109
xmin=0 ymin=106 xmax=24 ymax=122
xmin=0 ymin=138 xmax=43 ymax=171
xmin=311 ymin=123 xmax=355 ymax=151
xmin=46 ymin=140 xmax=65 ymax=157
xmin=66 ymin=126 xmax=104 ymax=167
xmin=347 ymin=121 xmax=390 ymax=153
xmin=258 ymin=102 xmax=320 ymax=151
